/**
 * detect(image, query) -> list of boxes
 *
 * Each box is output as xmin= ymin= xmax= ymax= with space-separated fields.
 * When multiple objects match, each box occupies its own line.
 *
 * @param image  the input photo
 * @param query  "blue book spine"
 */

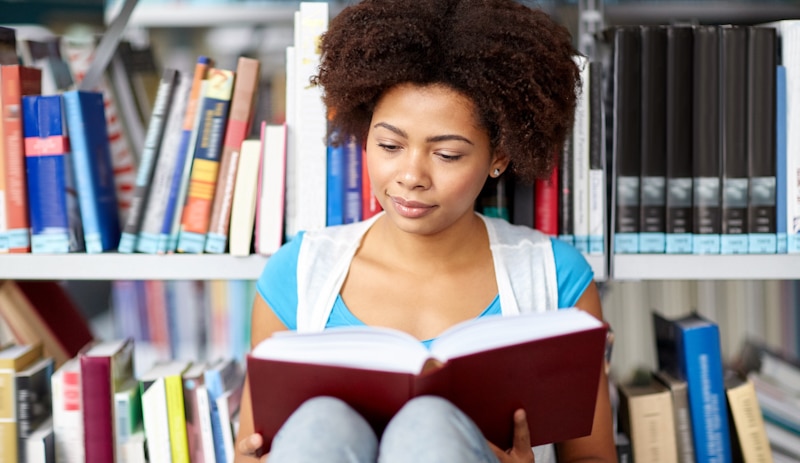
xmin=63 ymin=90 xmax=121 ymax=253
xmin=326 ymin=141 xmax=345 ymax=226
xmin=776 ymin=65 xmax=788 ymax=254
xmin=204 ymin=369 xmax=228 ymax=463
xmin=343 ymin=137 xmax=362 ymax=224
xmin=22 ymin=95 xmax=84 ymax=253
xmin=678 ymin=321 xmax=732 ymax=463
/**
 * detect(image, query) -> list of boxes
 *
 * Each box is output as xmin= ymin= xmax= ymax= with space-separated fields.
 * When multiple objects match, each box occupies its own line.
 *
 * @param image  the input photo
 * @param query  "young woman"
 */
xmin=235 ymin=0 xmax=617 ymax=461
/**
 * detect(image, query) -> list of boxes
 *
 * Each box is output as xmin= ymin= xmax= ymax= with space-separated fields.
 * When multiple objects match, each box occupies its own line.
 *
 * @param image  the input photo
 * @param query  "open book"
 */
xmin=247 ymin=308 xmax=607 ymax=453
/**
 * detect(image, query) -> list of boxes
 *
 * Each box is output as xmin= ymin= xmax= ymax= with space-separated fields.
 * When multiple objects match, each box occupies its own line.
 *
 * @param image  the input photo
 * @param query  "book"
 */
xmin=0 ymin=280 xmax=94 ymax=368
xmin=572 ymin=55 xmax=591 ymax=253
xmin=665 ymin=25 xmax=694 ymax=254
xmin=0 ymin=343 xmax=43 ymax=463
xmin=80 ymin=338 xmax=135 ymax=463
xmin=612 ymin=26 xmax=642 ymax=254
xmin=62 ymin=90 xmax=122 ymax=253
xmin=182 ymin=362 xmax=214 ymax=463
xmin=746 ymin=27 xmax=778 ymax=254
xmin=0 ymin=27 xmax=16 ymax=65
xmin=617 ymin=379 xmax=678 ymax=463
xmin=15 ymin=356 xmax=54 ymax=463
xmin=776 ymin=65 xmax=787 ymax=253
xmin=228 ymin=139 xmax=262 ymax=256
xmin=719 ymin=26 xmax=749 ymax=255
xmin=343 ymin=136 xmax=362 ymax=224
xmin=205 ymin=357 xmax=244 ymax=463
xmin=177 ymin=67 xmax=235 ymax=253
xmin=535 ymin=163 xmax=559 ymax=236
xmin=326 ymin=139 xmax=346 ymax=226
xmin=693 ymin=25 xmax=722 ymax=254
xmin=24 ymin=417 xmax=54 ymax=463
xmin=639 ymin=25 xmax=667 ymax=254
xmin=653 ymin=311 xmax=732 ymax=462
xmin=22 ymin=94 xmax=85 ymax=253
xmin=724 ymin=371 xmax=773 ymax=463
xmin=20 ymin=37 xmax=73 ymax=96
xmin=51 ymin=357 xmax=84 ymax=463
xmin=559 ymin=137 xmax=574 ymax=246
xmin=653 ymin=369 xmax=696 ymax=463
xmin=205 ymin=56 xmax=261 ymax=254
xmin=588 ymin=59 xmax=606 ymax=255
xmin=254 ymin=123 xmax=287 ymax=256
xmin=118 ymin=68 xmax=180 ymax=253
xmin=247 ymin=308 xmax=607 ymax=454
xmin=114 ymin=376 xmax=142 ymax=462
xmin=139 ymin=360 xmax=192 ymax=463
xmin=1 ymin=65 xmax=41 ymax=253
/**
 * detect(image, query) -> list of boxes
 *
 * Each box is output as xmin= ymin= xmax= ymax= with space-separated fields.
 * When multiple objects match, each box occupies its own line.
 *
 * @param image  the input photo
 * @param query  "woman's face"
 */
xmin=365 ymin=83 xmax=508 ymax=236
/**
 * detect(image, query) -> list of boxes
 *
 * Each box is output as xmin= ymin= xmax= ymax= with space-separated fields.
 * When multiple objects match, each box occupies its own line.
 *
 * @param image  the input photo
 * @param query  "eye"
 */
xmin=377 ymin=142 xmax=401 ymax=152
xmin=436 ymin=152 xmax=463 ymax=162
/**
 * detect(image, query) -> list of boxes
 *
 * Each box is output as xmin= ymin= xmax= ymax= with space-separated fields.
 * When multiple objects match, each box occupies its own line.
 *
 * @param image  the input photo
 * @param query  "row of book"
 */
xmin=613 ymin=313 xmax=787 ymax=462
xmin=0 ymin=339 xmax=245 ymax=463
xmin=603 ymin=23 xmax=789 ymax=255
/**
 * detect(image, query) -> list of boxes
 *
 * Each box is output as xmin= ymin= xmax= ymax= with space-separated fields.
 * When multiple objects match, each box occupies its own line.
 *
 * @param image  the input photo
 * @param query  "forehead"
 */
xmin=372 ymin=83 xmax=482 ymax=131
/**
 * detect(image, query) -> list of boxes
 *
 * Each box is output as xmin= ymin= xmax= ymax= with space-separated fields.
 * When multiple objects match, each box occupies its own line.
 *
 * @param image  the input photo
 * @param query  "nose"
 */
xmin=395 ymin=150 xmax=430 ymax=190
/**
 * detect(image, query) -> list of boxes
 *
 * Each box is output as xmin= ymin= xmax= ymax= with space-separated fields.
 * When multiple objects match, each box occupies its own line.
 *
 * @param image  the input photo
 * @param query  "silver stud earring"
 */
xmin=493 ymin=168 xmax=501 ymax=177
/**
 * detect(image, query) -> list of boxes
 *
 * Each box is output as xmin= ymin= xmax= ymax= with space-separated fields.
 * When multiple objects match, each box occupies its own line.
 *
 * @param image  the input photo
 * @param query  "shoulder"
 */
xmin=482 ymin=215 xmax=551 ymax=246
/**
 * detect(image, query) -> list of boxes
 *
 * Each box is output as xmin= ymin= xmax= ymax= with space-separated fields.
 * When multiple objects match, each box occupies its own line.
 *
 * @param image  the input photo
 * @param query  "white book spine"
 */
xmin=142 ymin=378 xmax=172 ymax=463
xmin=784 ymin=25 xmax=800 ymax=252
xmin=284 ymin=45 xmax=298 ymax=240
xmin=572 ymin=56 xmax=591 ymax=253
xmin=196 ymin=384 xmax=217 ymax=463
xmin=51 ymin=365 xmax=84 ymax=463
xmin=229 ymin=140 xmax=262 ymax=256
xmin=257 ymin=124 xmax=288 ymax=256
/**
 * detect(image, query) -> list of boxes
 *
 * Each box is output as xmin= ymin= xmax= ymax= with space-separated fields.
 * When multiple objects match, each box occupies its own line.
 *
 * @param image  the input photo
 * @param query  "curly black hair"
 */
xmin=312 ymin=0 xmax=580 ymax=183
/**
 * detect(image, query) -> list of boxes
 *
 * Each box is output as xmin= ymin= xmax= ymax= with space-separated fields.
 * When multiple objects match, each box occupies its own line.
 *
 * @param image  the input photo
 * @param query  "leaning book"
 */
xmin=247 ymin=308 xmax=607 ymax=454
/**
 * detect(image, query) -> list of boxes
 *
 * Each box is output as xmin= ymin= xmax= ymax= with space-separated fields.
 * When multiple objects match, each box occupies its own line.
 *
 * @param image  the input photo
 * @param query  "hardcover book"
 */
xmin=0 ymin=343 xmax=43 ymax=463
xmin=588 ymin=60 xmax=605 ymax=255
xmin=617 ymin=379 xmax=678 ymax=463
xmin=247 ymin=309 xmax=607 ymax=454
xmin=15 ymin=356 xmax=54 ymax=463
xmin=724 ymin=372 xmax=773 ymax=463
xmin=653 ymin=369 xmax=696 ymax=463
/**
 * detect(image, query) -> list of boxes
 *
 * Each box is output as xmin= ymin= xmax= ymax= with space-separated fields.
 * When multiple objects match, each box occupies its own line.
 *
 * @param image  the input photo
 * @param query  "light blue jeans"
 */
xmin=268 ymin=395 xmax=502 ymax=463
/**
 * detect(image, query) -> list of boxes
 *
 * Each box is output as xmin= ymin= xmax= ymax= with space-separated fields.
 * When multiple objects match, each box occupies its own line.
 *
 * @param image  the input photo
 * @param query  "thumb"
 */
xmin=512 ymin=408 xmax=532 ymax=453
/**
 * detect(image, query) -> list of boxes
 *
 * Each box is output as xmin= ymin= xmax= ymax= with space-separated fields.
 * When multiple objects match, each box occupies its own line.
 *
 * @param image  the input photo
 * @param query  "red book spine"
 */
xmin=361 ymin=147 xmax=382 ymax=220
xmin=535 ymin=165 xmax=559 ymax=236
xmin=81 ymin=356 xmax=114 ymax=463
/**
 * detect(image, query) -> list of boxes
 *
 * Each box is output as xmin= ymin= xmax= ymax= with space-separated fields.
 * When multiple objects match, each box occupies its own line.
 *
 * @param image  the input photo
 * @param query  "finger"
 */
xmin=238 ymin=433 xmax=264 ymax=455
xmin=486 ymin=440 xmax=509 ymax=462
xmin=512 ymin=409 xmax=532 ymax=452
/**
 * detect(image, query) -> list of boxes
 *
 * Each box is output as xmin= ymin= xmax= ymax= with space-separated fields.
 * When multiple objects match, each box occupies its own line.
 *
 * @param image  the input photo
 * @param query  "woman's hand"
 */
xmin=236 ymin=433 xmax=268 ymax=462
xmin=487 ymin=409 xmax=535 ymax=463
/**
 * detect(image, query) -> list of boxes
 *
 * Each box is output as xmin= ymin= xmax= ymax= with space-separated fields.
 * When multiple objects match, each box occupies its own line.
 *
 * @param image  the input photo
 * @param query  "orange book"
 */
xmin=247 ymin=309 xmax=607 ymax=454
xmin=1 ymin=65 xmax=41 ymax=252
xmin=205 ymin=57 xmax=261 ymax=253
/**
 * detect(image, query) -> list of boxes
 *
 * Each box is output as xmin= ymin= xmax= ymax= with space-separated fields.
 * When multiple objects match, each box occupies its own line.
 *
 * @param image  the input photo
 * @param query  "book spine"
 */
xmin=513 ymin=180 xmax=534 ymax=228
xmin=680 ymin=324 xmax=732 ymax=462
xmin=343 ymin=136 xmax=362 ymax=224
xmin=619 ymin=385 xmax=678 ymax=463
xmin=776 ymin=65 xmax=788 ymax=253
xmin=613 ymin=27 xmax=642 ymax=254
xmin=51 ymin=366 xmax=84 ymax=463
xmin=572 ymin=55 xmax=590 ymax=253
xmin=747 ymin=27 xmax=778 ymax=254
xmin=140 ymin=379 xmax=172 ymax=463
xmin=177 ymin=67 xmax=235 ymax=253
xmin=15 ymin=359 xmax=54 ymax=463
xmin=118 ymin=68 xmax=179 ymax=253
xmin=588 ymin=60 xmax=605 ymax=255
xmin=283 ymin=45 xmax=298 ymax=241
xmin=165 ymin=374 xmax=190 ymax=463
xmin=255 ymin=123 xmax=287 ymax=256
xmin=725 ymin=378 xmax=772 ymax=463
xmin=205 ymin=57 xmax=260 ymax=254
xmin=136 ymin=73 xmax=193 ymax=254
xmin=80 ymin=356 xmax=114 ymax=463
xmin=326 ymin=141 xmax=345 ymax=226
xmin=535 ymin=164 xmax=559 ymax=236
xmin=63 ymin=90 xmax=121 ymax=253
xmin=2 ymin=66 xmax=41 ymax=253
xmin=157 ymin=57 xmax=211 ymax=253
xmin=783 ymin=26 xmax=800 ymax=253
xmin=665 ymin=26 xmax=694 ymax=254
xmin=719 ymin=26 xmax=749 ymax=255
xmin=693 ymin=26 xmax=722 ymax=254
xmin=558 ymin=137 xmax=574 ymax=245
xmin=0 ymin=366 xmax=19 ymax=463
xmin=229 ymin=139 xmax=262 ymax=256
xmin=639 ymin=26 xmax=668 ymax=254
xmin=22 ymin=95 xmax=84 ymax=254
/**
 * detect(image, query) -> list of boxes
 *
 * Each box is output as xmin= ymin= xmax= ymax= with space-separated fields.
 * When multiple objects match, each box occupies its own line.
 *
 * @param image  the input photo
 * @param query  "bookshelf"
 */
xmin=612 ymin=254 xmax=800 ymax=280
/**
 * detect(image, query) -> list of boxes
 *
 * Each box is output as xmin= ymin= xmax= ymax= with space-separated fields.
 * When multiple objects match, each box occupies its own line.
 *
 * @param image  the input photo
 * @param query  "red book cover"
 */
xmin=535 ymin=165 xmax=559 ymax=236
xmin=247 ymin=309 xmax=607 ymax=453
xmin=2 ymin=65 xmax=42 ymax=252
xmin=360 ymin=146 xmax=382 ymax=220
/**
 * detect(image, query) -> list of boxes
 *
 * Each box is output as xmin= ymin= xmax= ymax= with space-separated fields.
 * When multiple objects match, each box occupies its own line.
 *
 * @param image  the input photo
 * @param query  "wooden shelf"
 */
xmin=612 ymin=254 xmax=800 ymax=280
xmin=0 ymin=253 xmax=268 ymax=280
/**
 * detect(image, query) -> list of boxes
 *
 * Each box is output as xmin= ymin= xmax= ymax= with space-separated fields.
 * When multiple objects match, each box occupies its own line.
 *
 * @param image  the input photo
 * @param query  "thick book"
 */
xmin=1 ymin=65 xmax=41 ymax=253
xmin=612 ymin=26 xmax=642 ymax=254
xmin=653 ymin=311 xmax=732 ymax=462
xmin=205 ymin=56 xmax=261 ymax=254
xmin=617 ymin=379 xmax=678 ymax=463
xmin=0 ymin=343 xmax=43 ymax=463
xmin=51 ymin=357 xmax=84 ymax=463
xmin=80 ymin=338 xmax=135 ymax=463
xmin=118 ymin=68 xmax=180 ymax=253
xmin=247 ymin=309 xmax=607 ymax=454
xmin=639 ymin=25 xmax=668 ymax=254
xmin=254 ymin=123 xmax=287 ymax=256
xmin=746 ymin=27 xmax=778 ymax=254
xmin=22 ymin=94 xmax=84 ymax=253
xmin=719 ymin=26 xmax=749 ymax=255
xmin=724 ymin=372 xmax=773 ymax=463
xmin=228 ymin=139 xmax=262 ymax=256
xmin=665 ymin=25 xmax=694 ymax=254
xmin=62 ymin=90 xmax=122 ymax=253
xmin=693 ymin=25 xmax=722 ymax=254
xmin=177 ymin=67 xmax=235 ymax=253
xmin=653 ymin=369 xmax=696 ymax=463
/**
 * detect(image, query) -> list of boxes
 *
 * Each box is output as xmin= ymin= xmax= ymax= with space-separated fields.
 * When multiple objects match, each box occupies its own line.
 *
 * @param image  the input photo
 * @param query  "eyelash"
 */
xmin=377 ymin=143 xmax=463 ymax=162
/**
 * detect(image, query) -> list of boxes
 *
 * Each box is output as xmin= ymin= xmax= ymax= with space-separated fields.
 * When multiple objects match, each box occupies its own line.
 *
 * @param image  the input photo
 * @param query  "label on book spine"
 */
xmin=640 ymin=176 xmax=666 ymax=253
xmin=693 ymin=176 xmax=720 ymax=254
xmin=616 ymin=176 xmax=640 ymax=253
xmin=721 ymin=177 xmax=748 ymax=254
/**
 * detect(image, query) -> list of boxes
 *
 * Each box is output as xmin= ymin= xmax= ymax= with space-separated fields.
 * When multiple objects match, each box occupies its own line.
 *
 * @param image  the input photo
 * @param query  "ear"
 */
xmin=490 ymin=150 xmax=511 ymax=176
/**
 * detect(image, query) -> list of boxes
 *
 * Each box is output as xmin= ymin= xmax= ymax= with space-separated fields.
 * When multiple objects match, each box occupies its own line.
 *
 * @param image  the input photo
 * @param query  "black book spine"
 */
xmin=559 ymin=137 xmax=574 ymax=245
xmin=640 ymin=26 xmax=668 ymax=253
xmin=613 ymin=27 xmax=642 ymax=254
xmin=692 ymin=25 xmax=722 ymax=254
xmin=720 ymin=26 xmax=749 ymax=254
xmin=666 ymin=26 xmax=694 ymax=253
xmin=747 ymin=26 xmax=778 ymax=253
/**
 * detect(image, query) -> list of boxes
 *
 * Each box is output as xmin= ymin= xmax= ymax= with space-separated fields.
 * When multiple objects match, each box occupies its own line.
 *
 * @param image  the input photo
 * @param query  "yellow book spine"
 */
xmin=0 ymin=370 xmax=17 ymax=463
xmin=165 ymin=374 xmax=190 ymax=463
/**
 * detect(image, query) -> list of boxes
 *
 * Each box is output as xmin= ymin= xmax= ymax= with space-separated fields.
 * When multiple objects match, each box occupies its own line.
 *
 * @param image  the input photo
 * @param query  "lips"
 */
xmin=390 ymin=196 xmax=435 ymax=218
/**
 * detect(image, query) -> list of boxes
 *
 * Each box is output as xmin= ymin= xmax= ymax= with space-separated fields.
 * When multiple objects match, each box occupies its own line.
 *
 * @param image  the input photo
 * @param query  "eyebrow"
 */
xmin=373 ymin=122 xmax=474 ymax=146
